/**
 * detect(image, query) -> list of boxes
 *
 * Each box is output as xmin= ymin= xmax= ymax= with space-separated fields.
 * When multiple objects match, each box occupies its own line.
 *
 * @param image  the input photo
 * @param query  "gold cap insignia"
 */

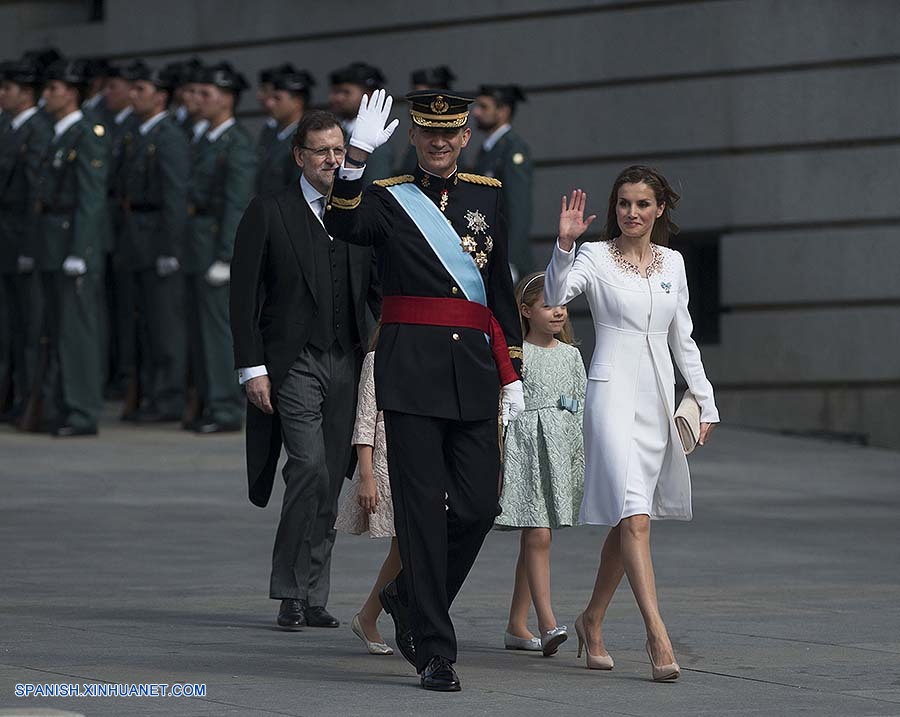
xmin=430 ymin=95 xmax=449 ymax=114
xmin=512 ymin=152 xmax=525 ymax=165
xmin=93 ymin=124 xmax=105 ymax=137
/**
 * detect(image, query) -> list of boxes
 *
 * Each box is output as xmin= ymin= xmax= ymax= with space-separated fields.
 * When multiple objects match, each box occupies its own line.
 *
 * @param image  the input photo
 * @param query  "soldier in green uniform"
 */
xmin=472 ymin=84 xmax=534 ymax=277
xmin=0 ymin=59 xmax=52 ymax=421
xmin=166 ymin=58 xmax=204 ymax=138
xmin=117 ymin=63 xmax=190 ymax=423
xmin=255 ymin=63 xmax=289 ymax=162
xmin=80 ymin=57 xmax=112 ymax=126
xmin=397 ymin=65 xmax=456 ymax=175
xmin=255 ymin=67 xmax=312 ymax=196
xmin=23 ymin=59 xmax=109 ymax=436
xmin=185 ymin=62 xmax=256 ymax=433
xmin=105 ymin=62 xmax=141 ymax=406
xmin=328 ymin=62 xmax=393 ymax=185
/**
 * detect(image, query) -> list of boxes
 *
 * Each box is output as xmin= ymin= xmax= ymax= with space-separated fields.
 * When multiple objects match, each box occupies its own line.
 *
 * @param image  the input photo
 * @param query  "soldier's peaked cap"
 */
xmin=405 ymin=90 xmax=474 ymax=129
xmin=477 ymin=84 xmax=527 ymax=107
xmin=259 ymin=62 xmax=298 ymax=84
xmin=329 ymin=61 xmax=385 ymax=89
xmin=44 ymin=59 xmax=92 ymax=86
xmin=410 ymin=65 xmax=456 ymax=89
xmin=5 ymin=59 xmax=43 ymax=86
xmin=271 ymin=68 xmax=315 ymax=95
xmin=198 ymin=62 xmax=249 ymax=93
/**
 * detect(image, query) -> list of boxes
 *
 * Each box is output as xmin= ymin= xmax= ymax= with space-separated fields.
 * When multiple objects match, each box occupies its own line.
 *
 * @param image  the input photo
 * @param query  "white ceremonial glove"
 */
xmin=156 ymin=255 xmax=180 ymax=277
xmin=205 ymin=260 xmax=231 ymax=286
xmin=348 ymin=88 xmax=399 ymax=154
xmin=501 ymin=380 xmax=525 ymax=427
xmin=62 ymin=255 xmax=87 ymax=276
xmin=17 ymin=255 xmax=35 ymax=273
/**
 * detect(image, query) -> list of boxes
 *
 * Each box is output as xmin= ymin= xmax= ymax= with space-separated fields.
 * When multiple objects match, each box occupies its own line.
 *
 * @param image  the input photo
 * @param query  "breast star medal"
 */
xmin=464 ymin=209 xmax=489 ymax=235
xmin=474 ymin=251 xmax=488 ymax=269
xmin=460 ymin=235 xmax=477 ymax=253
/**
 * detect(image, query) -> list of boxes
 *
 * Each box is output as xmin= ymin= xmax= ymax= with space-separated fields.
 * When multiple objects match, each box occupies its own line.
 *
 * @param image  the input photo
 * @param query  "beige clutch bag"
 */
xmin=674 ymin=390 xmax=701 ymax=455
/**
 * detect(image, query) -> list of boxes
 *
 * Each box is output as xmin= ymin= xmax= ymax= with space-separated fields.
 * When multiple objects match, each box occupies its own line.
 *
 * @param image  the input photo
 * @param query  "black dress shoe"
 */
xmin=276 ymin=599 xmax=305 ymax=630
xmin=53 ymin=424 xmax=98 ymax=437
xmin=305 ymin=606 xmax=340 ymax=628
xmin=420 ymin=655 xmax=461 ymax=692
xmin=379 ymin=580 xmax=416 ymax=667
xmin=194 ymin=420 xmax=242 ymax=434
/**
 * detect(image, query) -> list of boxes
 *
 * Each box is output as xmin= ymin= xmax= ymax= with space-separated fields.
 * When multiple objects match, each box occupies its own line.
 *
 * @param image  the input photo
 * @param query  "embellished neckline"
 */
xmin=607 ymin=239 xmax=663 ymax=277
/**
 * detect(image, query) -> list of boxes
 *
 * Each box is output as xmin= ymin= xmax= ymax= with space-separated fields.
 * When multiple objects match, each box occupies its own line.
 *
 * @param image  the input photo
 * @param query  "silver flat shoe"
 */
xmin=351 ymin=613 xmax=394 ymax=655
xmin=504 ymin=631 xmax=542 ymax=651
xmin=541 ymin=625 xmax=569 ymax=657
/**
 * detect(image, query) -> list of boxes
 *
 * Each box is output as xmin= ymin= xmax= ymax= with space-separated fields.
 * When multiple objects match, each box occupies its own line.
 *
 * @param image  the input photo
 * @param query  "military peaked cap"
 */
xmin=405 ymin=89 xmax=473 ymax=129
xmin=329 ymin=61 xmax=385 ymax=89
xmin=410 ymin=65 xmax=456 ymax=90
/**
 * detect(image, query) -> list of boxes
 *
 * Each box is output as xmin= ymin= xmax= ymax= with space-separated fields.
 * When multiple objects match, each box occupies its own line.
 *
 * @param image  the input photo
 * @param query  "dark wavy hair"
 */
xmin=601 ymin=165 xmax=680 ymax=247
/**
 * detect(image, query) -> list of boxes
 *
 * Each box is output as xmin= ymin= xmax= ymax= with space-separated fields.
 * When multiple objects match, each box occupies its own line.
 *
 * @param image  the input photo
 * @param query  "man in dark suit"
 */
xmin=325 ymin=90 xmax=525 ymax=691
xmin=230 ymin=109 xmax=380 ymax=631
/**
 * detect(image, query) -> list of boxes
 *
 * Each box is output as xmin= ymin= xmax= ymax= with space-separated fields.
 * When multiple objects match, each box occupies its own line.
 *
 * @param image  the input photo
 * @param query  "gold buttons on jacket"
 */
xmin=451 ymin=332 xmax=460 ymax=341
xmin=451 ymin=286 xmax=458 ymax=295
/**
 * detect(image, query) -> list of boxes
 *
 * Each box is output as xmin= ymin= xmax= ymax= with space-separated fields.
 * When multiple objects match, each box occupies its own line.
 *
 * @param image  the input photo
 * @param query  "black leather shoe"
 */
xmin=379 ymin=580 xmax=416 ymax=667
xmin=194 ymin=420 xmax=242 ymax=434
xmin=53 ymin=424 xmax=98 ymax=437
xmin=420 ymin=656 xmax=461 ymax=692
xmin=305 ymin=606 xmax=340 ymax=628
xmin=276 ymin=599 xmax=305 ymax=630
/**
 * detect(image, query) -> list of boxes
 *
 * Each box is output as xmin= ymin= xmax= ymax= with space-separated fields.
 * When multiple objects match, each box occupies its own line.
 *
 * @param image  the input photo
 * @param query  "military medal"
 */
xmin=464 ymin=209 xmax=489 ymax=235
xmin=460 ymin=235 xmax=477 ymax=253
xmin=440 ymin=189 xmax=449 ymax=212
xmin=474 ymin=251 xmax=488 ymax=269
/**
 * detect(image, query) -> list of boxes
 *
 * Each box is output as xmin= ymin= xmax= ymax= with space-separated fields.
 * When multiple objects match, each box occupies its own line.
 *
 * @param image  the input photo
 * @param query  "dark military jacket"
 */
xmin=108 ymin=110 xmax=141 ymax=252
xmin=255 ymin=123 xmax=300 ymax=197
xmin=324 ymin=164 xmax=523 ymax=422
xmin=0 ymin=108 xmax=52 ymax=272
xmin=474 ymin=127 xmax=534 ymax=274
xmin=184 ymin=119 xmax=257 ymax=274
xmin=117 ymin=112 xmax=190 ymax=270
xmin=30 ymin=113 xmax=110 ymax=272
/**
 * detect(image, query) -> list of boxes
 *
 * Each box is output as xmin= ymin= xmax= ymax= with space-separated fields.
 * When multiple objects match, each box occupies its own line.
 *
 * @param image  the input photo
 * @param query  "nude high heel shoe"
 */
xmin=646 ymin=640 xmax=680 ymax=681
xmin=574 ymin=613 xmax=614 ymax=670
xmin=351 ymin=614 xmax=393 ymax=655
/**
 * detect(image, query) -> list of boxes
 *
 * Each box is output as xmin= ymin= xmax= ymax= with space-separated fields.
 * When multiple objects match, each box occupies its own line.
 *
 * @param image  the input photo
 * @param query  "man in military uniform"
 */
xmin=117 ymin=63 xmax=190 ymax=423
xmin=255 ymin=67 xmax=312 ymax=196
xmin=254 ymin=63 xmax=296 ymax=162
xmin=23 ymin=59 xmax=109 ymax=436
xmin=328 ymin=62 xmax=393 ymax=185
xmin=105 ymin=61 xmax=141 ymax=407
xmin=325 ymin=90 xmax=525 ymax=691
xmin=472 ymin=84 xmax=534 ymax=277
xmin=80 ymin=57 xmax=111 ymax=125
xmin=185 ymin=62 xmax=256 ymax=433
xmin=0 ymin=59 xmax=52 ymax=421
xmin=166 ymin=58 xmax=204 ymax=138
xmin=397 ymin=66 xmax=457 ymax=175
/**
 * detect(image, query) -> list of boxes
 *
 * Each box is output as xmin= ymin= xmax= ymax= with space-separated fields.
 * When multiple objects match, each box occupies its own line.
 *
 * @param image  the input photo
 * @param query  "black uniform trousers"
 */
xmin=384 ymin=410 xmax=500 ymax=672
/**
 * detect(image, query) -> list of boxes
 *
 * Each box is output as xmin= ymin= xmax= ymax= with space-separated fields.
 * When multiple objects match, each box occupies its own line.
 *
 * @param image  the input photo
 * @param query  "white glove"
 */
xmin=348 ymin=88 xmax=399 ymax=154
xmin=501 ymin=380 xmax=525 ymax=427
xmin=62 ymin=255 xmax=87 ymax=276
xmin=205 ymin=260 xmax=231 ymax=286
xmin=156 ymin=255 xmax=180 ymax=277
xmin=17 ymin=255 xmax=35 ymax=273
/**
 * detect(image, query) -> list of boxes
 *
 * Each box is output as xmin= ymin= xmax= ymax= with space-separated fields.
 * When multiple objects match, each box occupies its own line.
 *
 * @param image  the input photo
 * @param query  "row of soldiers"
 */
xmin=0 ymin=49 xmax=534 ymax=436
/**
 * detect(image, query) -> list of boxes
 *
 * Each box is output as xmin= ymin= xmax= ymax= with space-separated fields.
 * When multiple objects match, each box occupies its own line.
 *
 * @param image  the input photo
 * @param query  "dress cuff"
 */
xmin=338 ymin=165 xmax=365 ymax=181
xmin=238 ymin=365 xmax=268 ymax=385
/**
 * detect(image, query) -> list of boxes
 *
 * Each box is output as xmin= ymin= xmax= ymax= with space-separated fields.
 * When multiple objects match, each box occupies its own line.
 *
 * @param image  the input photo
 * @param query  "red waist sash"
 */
xmin=381 ymin=296 xmax=519 ymax=386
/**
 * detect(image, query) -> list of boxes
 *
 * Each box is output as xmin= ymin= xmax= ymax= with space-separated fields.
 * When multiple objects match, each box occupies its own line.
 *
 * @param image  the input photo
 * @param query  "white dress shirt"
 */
xmin=138 ymin=110 xmax=168 ymax=136
xmin=11 ymin=106 xmax=39 ymax=131
xmin=53 ymin=110 xmax=84 ymax=140
xmin=482 ymin=123 xmax=512 ymax=152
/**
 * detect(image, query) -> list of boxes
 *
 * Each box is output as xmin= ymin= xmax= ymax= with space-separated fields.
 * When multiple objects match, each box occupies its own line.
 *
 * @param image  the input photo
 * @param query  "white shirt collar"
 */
xmin=276 ymin=120 xmax=298 ymax=142
xmin=300 ymin=174 xmax=330 ymax=231
xmin=54 ymin=110 xmax=84 ymax=139
xmin=417 ymin=163 xmax=458 ymax=180
xmin=175 ymin=105 xmax=188 ymax=123
xmin=83 ymin=93 xmax=103 ymax=110
xmin=482 ymin=123 xmax=512 ymax=152
xmin=138 ymin=110 xmax=168 ymax=136
xmin=266 ymin=117 xmax=277 ymax=128
xmin=114 ymin=106 xmax=133 ymax=125
xmin=11 ymin=106 xmax=39 ymax=131
xmin=342 ymin=118 xmax=355 ymax=136
xmin=191 ymin=119 xmax=210 ymax=142
xmin=206 ymin=117 xmax=236 ymax=142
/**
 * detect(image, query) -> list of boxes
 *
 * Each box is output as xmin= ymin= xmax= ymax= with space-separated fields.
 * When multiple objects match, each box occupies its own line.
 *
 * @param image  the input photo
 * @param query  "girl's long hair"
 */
xmin=515 ymin=272 xmax=577 ymax=345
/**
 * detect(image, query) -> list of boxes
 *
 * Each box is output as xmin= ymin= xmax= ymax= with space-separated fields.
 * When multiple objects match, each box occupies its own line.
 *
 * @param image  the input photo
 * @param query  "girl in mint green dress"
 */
xmin=498 ymin=272 xmax=586 ymax=656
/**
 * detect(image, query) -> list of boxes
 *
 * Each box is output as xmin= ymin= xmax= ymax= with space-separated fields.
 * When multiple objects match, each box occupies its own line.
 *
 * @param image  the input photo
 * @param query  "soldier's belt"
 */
xmin=381 ymin=296 xmax=518 ymax=386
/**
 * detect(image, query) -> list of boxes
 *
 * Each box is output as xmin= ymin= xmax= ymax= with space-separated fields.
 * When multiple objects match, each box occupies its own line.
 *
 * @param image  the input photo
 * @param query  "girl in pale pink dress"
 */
xmin=335 ymin=346 xmax=401 ymax=655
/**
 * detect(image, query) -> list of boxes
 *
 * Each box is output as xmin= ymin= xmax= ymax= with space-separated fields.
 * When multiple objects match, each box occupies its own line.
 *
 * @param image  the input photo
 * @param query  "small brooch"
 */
xmin=660 ymin=281 xmax=672 ymax=294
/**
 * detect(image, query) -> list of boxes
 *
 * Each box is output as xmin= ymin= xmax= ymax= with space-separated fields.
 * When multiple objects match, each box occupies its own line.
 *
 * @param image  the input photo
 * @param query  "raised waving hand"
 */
xmin=558 ymin=189 xmax=597 ymax=251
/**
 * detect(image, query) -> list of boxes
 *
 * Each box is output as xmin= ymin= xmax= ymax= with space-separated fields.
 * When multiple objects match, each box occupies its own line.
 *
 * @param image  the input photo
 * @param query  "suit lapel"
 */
xmin=276 ymin=186 xmax=320 ymax=302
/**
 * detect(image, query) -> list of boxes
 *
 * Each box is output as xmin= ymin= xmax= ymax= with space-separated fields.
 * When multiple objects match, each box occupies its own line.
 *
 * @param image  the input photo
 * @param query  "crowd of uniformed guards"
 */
xmin=0 ymin=48 xmax=534 ymax=436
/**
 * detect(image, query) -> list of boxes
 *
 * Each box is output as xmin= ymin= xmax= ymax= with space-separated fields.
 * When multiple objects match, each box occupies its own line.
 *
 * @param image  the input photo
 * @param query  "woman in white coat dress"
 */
xmin=544 ymin=166 xmax=719 ymax=681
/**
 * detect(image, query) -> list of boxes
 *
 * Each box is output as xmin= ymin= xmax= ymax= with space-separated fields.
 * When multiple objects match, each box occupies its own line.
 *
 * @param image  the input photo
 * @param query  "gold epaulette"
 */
xmin=373 ymin=174 xmax=414 ymax=188
xmin=508 ymin=346 xmax=524 ymax=361
xmin=457 ymin=173 xmax=502 ymax=188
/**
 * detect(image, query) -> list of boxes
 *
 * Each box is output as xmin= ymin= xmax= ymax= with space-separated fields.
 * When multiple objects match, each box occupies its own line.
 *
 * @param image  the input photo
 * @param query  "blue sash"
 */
xmin=386 ymin=182 xmax=487 ymax=306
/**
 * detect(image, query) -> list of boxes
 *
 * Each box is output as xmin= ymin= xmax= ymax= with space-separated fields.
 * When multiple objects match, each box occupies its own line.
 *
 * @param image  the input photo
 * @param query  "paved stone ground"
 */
xmin=1 ymin=413 xmax=899 ymax=716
